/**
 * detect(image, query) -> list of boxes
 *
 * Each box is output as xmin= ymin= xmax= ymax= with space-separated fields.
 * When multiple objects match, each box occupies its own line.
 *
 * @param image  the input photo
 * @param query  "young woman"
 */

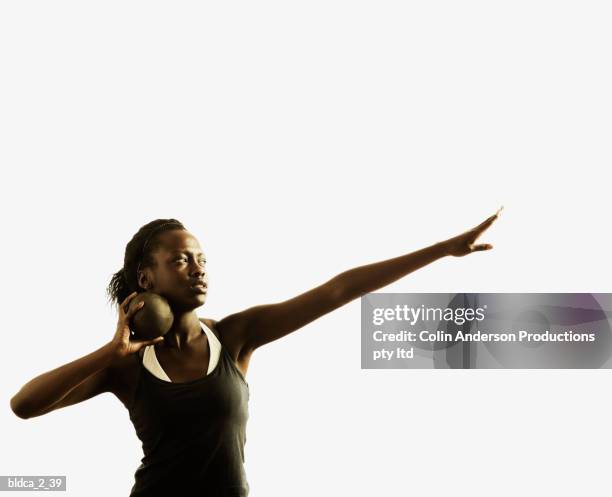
xmin=10 ymin=208 xmax=502 ymax=496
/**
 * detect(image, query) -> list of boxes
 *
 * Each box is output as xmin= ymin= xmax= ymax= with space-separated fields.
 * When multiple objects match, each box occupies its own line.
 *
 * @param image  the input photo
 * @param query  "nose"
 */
xmin=190 ymin=261 xmax=206 ymax=279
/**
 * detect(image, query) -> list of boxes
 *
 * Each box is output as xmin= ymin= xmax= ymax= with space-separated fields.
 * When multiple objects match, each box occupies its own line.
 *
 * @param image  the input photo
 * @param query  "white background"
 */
xmin=1 ymin=1 xmax=611 ymax=496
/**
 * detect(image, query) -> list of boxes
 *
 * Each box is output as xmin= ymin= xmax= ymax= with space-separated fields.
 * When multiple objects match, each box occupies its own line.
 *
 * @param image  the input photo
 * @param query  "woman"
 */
xmin=9 ymin=208 xmax=502 ymax=496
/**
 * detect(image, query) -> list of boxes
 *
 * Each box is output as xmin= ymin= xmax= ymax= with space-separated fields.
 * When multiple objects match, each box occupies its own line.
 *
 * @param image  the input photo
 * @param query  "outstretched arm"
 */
xmin=220 ymin=208 xmax=503 ymax=354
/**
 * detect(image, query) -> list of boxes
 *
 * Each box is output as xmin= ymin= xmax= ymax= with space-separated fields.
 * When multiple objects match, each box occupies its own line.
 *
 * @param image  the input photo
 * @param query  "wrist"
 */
xmin=433 ymin=240 xmax=451 ymax=258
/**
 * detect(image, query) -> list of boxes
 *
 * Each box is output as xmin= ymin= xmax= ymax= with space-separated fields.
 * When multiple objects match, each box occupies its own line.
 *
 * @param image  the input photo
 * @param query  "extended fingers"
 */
xmin=471 ymin=243 xmax=493 ymax=252
xmin=133 ymin=337 xmax=164 ymax=349
xmin=476 ymin=206 xmax=503 ymax=231
xmin=126 ymin=300 xmax=145 ymax=320
xmin=120 ymin=291 xmax=139 ymax=314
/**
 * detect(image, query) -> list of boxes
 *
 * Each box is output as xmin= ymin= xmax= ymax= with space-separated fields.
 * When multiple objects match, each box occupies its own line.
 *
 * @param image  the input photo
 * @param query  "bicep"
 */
xmin=221 ymin=278 xmax=346 ymax=352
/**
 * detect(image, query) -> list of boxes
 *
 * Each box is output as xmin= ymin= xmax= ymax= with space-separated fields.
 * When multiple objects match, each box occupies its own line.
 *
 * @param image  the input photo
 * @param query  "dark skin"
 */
xmin=10 ymin=208 xmax=502 ymax=417
xmin=135 ymin=229 xmax=223 ymax=383
xmin=117 ymin=207 xmax=503 ymax=385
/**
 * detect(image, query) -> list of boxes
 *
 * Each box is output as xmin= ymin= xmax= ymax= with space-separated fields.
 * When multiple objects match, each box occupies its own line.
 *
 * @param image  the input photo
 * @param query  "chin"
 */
xmin=194 ymin=293 xmax=208 ymax=306
xmin=169 ymin=296 xmax=206 ymax=313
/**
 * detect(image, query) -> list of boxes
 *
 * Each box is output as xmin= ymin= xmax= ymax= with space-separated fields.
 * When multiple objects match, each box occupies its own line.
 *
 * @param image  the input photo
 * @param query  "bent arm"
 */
xmin=10 ymin=342 xmax=115 ymax=419
xmin=223 ymin=241 xmax=450 ymax=352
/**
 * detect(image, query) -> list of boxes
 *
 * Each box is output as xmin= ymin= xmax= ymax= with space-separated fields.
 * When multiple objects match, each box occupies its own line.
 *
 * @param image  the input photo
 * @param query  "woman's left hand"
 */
xmin=442 ymin=207 xmax=503 ymax=257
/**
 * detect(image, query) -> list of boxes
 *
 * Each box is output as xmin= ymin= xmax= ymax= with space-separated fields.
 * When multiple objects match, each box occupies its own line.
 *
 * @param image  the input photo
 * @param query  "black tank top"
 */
xmin=127 ymin=326 xmax=250 ymax=497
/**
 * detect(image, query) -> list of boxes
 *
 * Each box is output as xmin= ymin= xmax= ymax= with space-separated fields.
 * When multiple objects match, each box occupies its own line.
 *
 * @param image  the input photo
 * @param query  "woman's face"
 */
xmin=140 ymin=229 xmax=208 ymax=311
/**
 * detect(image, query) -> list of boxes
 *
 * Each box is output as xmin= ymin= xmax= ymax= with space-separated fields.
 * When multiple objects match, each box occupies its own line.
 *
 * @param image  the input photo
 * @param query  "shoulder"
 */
xmin=199 ymin=316 xmax=245 ymax=363
xmin=200 ymin=316 xmax=253 ymax=378
xmin=199 ymin=317 xmax=221 ymax=340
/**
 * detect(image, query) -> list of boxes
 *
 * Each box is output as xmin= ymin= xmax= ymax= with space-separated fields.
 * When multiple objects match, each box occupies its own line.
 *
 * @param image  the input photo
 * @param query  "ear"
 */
xmin=137 ymin=268 xmax=153 ymax=291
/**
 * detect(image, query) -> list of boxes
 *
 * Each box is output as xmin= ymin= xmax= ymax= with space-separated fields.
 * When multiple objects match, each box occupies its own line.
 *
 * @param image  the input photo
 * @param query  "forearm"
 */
xmin=334 ymin=241 xmax=449 ymax=301
xmin=10 ymin=342 xmax=115 ymax=418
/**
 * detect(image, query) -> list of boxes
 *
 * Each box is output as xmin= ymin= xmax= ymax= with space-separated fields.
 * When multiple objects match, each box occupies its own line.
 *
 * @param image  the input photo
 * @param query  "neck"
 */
xmin=162 ymin=310 xmax=202 ymax=351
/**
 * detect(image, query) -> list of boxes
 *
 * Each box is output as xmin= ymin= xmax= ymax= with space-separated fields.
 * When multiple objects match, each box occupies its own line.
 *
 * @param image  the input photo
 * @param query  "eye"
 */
xmin=175 ymin=257 xmax=206 ymax=265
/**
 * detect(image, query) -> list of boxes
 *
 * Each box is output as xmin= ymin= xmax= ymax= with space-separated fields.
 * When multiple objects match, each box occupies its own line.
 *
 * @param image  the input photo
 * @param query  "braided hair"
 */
xmin=106 ymin=219 xmax=186 ymax=307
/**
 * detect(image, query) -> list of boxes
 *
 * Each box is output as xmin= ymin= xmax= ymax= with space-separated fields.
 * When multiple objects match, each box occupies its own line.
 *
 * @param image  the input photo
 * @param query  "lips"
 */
xmin=190 ymin=281 xmax=207 ymax=292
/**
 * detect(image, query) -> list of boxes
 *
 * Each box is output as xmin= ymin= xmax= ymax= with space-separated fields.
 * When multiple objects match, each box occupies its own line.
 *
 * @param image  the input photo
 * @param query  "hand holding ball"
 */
xmin=128 ymin=292 xmax=174 ymax=340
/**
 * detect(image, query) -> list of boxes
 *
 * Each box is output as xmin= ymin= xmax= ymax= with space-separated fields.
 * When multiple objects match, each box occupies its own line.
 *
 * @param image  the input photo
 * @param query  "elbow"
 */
xmin=331 ymin=276 xmax=356 ymax=304
xmin=330 ymin=282 xmax=346 ymax=303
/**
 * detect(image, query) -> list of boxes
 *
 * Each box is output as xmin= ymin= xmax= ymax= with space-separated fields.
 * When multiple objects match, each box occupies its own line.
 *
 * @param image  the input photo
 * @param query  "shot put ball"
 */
xmin=128 ymin=292 xmax=174 ymax=340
